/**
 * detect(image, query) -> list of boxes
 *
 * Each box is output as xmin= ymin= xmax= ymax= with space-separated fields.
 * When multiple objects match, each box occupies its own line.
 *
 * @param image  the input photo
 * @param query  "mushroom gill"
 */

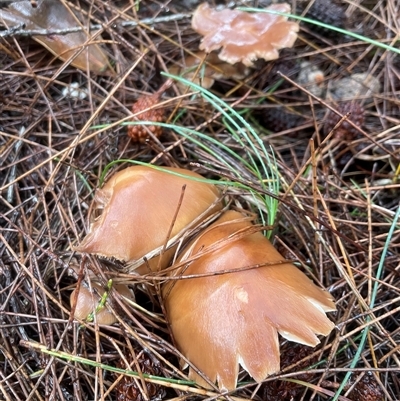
xmin=75 ymin=166 xmax=222 ymax=273
xmin=163 ymin=211 xmax=335 ymax=390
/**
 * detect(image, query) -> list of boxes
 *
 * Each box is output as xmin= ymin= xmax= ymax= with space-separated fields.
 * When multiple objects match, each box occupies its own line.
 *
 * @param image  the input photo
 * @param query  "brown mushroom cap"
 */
xmin=70 ymin=283 xmax=133 ymax=325
xmin=192 ymin=3 xmax=299 ymax=67
xmin=75 ymin=166 xmax=222 ymax=272
xmin=163 ymin=211 xmax=335 ymax=390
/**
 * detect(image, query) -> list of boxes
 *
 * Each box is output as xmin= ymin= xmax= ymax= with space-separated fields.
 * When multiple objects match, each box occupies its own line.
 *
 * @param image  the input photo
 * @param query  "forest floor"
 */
xmin=0 ymin=0 xmax=399 ymax=400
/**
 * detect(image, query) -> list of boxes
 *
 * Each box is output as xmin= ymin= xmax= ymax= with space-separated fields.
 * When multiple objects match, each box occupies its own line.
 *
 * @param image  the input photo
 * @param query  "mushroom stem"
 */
xmin=70 ymin=282 xmax=133 ymax=325
xmin=169 ymin=51 xmax=250 ymax=90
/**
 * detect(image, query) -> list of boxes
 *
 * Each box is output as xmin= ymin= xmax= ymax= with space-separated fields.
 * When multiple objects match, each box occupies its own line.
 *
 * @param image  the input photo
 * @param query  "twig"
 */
xmin=0 ymin=13 xmax=190 ymax=38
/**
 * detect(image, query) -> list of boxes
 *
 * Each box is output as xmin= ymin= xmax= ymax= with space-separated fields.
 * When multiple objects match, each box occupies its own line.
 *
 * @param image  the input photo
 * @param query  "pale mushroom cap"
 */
xmin=75 ymin=166 xmax=222 ymax=271
xmin=192 ymin=3 xmax=299 ymax=67
xmin=70 ymin=283 xmax=133 ymax=325
xmin=164 ymin=211 xmax=335 ymax=390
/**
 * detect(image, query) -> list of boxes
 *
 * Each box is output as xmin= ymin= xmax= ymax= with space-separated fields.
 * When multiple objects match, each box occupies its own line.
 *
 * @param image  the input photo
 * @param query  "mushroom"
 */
xmin=169 ymin=51 xmax=250 ymax=90
xmin=163 ymin=210 xmax=335 ymax=390
xmin=75 ymin=166 xmax=222 ymax=273
xmin=192 ymin=3 xmax=299 ymax=67
xmin=70 ymin=282 xmax=133 ymax=325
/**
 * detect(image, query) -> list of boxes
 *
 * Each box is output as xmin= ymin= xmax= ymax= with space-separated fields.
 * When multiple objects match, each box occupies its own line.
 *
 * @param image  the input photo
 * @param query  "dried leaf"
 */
xmin=0 ymin=0 xmax=112 ymax=74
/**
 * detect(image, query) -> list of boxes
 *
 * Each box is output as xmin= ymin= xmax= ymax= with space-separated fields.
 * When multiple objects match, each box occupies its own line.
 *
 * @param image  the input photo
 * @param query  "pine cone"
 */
xmin=324 ymin=102 xmax=365 ymax=141
xmin=349 ymin=372 xmax=384 ymax=401
xmin=259 ymin=343 xmax=318 ymax=400
xmin=114 ymin=353 xmax=165 ymax=401
xmin=127 ymin=92 xmax=165 ymax=143
xmin=298 ymin=0 xmax=347 ymax=30
xmin=261 ymin=107 xmax=307 ymax=133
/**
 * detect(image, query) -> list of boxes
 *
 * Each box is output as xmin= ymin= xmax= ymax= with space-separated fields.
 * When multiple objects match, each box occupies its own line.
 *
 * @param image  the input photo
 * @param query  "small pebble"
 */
xmin=62 ymin=82 xmax=88 ymax=100
xmin=297 ymin=61 xmax=325 ymax=97
xmin=328 ymin=73 xmax=381 ymax=100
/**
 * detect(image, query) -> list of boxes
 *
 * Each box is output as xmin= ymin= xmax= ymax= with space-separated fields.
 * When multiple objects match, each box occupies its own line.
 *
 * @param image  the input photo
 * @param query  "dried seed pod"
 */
xmin=127 ymin=93 xmax=165 ymax=143
xmin=324 ymin=102 xmax=365 ymax=141
xmin=75 ymin=166 xmax=222 ymax=273
xmin=297 ymin=61 xmax=326 ymax=97
xmin=192 ymin=3 xmax=299 ymax=67
xmin=328 ymin=73 xmax=381 ymax=100
xmin=164 ymin=210 xmax=335 ymax=390
xmin=70 ymin=283 xmax=133 ymax=325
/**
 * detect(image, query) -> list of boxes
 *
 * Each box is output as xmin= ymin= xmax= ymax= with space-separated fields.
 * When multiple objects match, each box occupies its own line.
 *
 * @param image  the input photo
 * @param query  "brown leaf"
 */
xmin=0 ymin=0 xmax=113 ymax=74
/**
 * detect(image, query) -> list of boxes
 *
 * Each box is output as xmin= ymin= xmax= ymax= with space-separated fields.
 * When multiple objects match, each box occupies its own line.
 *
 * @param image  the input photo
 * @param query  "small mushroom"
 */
xmin=75 ymin=166 xmax=222 ymax=273
xmin=192 ymin=3 xmax=299 ymax=67
xmin=169 ymin=51 xmax=250 ymax=90
xmin=70 ymin=283 xmax=133 ymax=325
xmin=163 ymin=211 xmax=335 ymax=390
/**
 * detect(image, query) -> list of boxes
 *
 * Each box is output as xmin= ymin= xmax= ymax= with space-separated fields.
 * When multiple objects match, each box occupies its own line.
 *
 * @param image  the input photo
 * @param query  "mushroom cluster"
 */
xmin=71 ymin=165 xmax=335 ymax=390
xmin=70 ymin=165 xmax=222 ymax=325
xmin=70 ymin=281 xmax=133 ymax=325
